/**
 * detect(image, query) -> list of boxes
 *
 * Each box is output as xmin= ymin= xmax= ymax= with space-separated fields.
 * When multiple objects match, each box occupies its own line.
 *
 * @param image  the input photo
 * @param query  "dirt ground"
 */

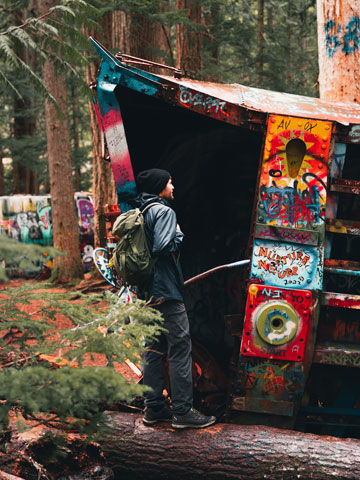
xmin=0 ymin=273 xmax=141 ymax=381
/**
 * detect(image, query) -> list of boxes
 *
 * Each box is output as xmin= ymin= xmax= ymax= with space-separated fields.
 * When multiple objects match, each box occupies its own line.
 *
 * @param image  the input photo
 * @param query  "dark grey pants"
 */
xmin=143 ymin=300 xmax=193 ymax=415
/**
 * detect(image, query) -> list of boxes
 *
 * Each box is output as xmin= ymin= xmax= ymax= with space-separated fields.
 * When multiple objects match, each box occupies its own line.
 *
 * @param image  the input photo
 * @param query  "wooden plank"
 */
xmin=321 ymin=291 xmax=360 ymax=309
xmin=326 ymin=218 xmax=360 ymax=235
xmin=330 ymin=178 xmax=360 ymax=195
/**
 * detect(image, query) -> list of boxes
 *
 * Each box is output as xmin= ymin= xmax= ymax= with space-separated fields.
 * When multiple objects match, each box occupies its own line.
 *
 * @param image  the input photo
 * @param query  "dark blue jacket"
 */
xmin=132 ymin=192 xmax=184 ymax=302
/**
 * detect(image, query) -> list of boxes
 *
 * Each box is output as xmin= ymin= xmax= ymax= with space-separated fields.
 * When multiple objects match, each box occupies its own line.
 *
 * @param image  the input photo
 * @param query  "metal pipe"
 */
xmin=324 ymin=267 xmax=360 ymax=277
xmin=184 ymin=259 xmax=250 ymax=287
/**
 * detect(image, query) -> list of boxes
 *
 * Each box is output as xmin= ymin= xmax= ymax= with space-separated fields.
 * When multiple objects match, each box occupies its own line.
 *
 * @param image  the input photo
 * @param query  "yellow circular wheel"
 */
xmin=255 ymin=301 xmax=299 ymax=346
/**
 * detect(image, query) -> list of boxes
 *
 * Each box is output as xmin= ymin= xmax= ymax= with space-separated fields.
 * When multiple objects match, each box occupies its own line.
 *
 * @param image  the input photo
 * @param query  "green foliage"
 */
xmin=0 ymin=0 xmax=102 ymax=195
xmin=201 ymin=0 xmax=318 ymax=96
xmin=0 ymin=281 xmax=164 ymax=438
xmin=0 ymin=0 xmax=101 ymax=101
xmin=0 ymin=235 xmax=62 ymax=281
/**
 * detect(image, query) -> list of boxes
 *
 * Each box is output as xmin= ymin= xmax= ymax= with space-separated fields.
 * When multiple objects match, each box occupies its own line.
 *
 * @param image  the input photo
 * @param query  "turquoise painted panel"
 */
xmin=251 ymin=239 xmax=323 ymax=290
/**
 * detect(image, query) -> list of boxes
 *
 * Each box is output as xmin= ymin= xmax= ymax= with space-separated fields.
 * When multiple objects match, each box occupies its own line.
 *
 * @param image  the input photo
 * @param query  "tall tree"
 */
xmin=39 ymin=0 xmax=83 ymax=282
xmin=121 ymin=2 xmax=173 ymax=72
xmin=317 ymin=0 xmax=360 ymax=102
xmin=256 ymin=0 xmax=264 ymax=84
xmin=11 ymin=1 xmax=39 ymax=194
xmin=176 ymin=0 xmax=202 ymax=77
xmin=0 ymin=149 xmax=4 ymax=196
xmin=85 ymin=10 xmax=116 ymax=248
xmin=202 ymin=0 xmax=221 ymax=81
xmin=128 ymin=12 xmax=170 ymax=67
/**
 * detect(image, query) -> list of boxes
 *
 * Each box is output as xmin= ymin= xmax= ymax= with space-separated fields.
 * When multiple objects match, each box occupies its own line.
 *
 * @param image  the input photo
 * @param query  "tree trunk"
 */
xmin=12 ymin=5 xmax=39 ymax=195
xmin=202 ymin=0 xmax=220 ymax=81
xmin=299 ymin=1 xmax=308 ymax=90
xmin=112 ymin=10 xmax=129 ymax=53
xmin=100 ymin=412 xmax=360 ymax=479
xmin=257 ymin=0 xmax=264 ymax=85
xmin=0 ymin=151 xmax=4 ymax=196
xmin=287 ymin=1 xmax=292 ymax=87
xmin=127 ymin=7 xmax=172 ymax=74
xmin=176 ymin=0 xmax=202 ymax=77
xmin=317 ymin=0 xmax=360 ymax=102
xmin=39 ymin=0 xmax=83 ymax=282
xmin=86 ymin=62 xmax=116 ymax=248
xmin=70 ymin=80 xmax=81 ymax=192
xmin=2 ymin=412 xmax=360 ymax=479
xmin=85 ymin=12 xmax=117 ymax=248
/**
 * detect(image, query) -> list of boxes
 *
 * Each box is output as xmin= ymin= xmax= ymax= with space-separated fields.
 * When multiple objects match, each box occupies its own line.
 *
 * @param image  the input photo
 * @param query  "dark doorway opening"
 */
xmin=116 ymin=84 xmax=262 ymax=373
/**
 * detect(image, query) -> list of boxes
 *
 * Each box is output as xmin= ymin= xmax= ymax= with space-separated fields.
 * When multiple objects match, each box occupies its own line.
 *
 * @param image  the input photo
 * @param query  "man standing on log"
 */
xmin=134 ymin=168 xmax=216 ymax=429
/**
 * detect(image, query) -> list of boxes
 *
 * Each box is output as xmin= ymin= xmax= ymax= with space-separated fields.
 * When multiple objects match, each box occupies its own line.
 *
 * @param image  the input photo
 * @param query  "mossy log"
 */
xmin=101 ymin=412 xmax=360 ymax=480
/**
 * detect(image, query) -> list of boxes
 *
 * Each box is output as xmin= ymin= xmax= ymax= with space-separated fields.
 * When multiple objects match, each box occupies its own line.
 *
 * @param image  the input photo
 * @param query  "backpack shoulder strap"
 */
xmin=140 ymin=202 xmax=163 ymax=215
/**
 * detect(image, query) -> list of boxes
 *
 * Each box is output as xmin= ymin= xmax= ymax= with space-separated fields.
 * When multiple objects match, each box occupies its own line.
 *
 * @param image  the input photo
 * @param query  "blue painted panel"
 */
xmin=251 ymin=239 xmax=323 ymax=290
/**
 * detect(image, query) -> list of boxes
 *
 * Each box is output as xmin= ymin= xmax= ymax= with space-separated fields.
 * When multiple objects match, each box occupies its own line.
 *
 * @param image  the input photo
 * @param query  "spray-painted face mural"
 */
xmin=258 ymin=115 xmax=331 ymax=230
xmin=251 ymin=115 xmax=331 ymax=291
xmin=0 ymin=194 xmax=94 ymax=273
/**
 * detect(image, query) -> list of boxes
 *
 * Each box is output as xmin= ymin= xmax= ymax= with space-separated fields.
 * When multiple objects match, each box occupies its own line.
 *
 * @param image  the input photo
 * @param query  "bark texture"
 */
xmin=85 ymin=13 xmax=117 ymax=248
xmin=12 ymin=4 xmax=38 ymax=195
xmin=101 ymin=412 xmax=360 ymax=480
xmin=0 ymin=152 xmax=4 ymax=196
xmin=176 ymin=0 xmax=202 ymax=77
xmin=125 ymin=7 xmax=172 ymax=74
xmin=86 ymin=61 xmax=116 ymax=248
xmin=317 ymin=0 xmax=360 ymax=102
xmin=40 ymin=0 xmax=83 ymax=281
xmin=257 ymin=0 xmax=264 ymax=84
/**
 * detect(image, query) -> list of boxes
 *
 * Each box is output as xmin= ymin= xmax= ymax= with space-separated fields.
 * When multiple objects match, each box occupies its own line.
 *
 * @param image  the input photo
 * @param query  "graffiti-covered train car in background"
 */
xmin=0 ymin=193 xmax=94 ymax=273
xmin=91 ymin=38 xmax=360 ymax=437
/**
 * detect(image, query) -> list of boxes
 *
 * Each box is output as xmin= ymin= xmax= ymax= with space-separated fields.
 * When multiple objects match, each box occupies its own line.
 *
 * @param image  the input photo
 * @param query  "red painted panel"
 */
xmin=241 ymin=284 xmax=312 ymax=361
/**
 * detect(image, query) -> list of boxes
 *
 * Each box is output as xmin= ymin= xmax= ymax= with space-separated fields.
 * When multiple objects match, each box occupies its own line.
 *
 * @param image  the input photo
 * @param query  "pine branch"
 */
xmin=0 ymin=282 xmax=164 ymax=438
xmin=0 ymin=9 xmax=54 ymax=36
xmin=0 ymin=68 xmax=23 ymax=100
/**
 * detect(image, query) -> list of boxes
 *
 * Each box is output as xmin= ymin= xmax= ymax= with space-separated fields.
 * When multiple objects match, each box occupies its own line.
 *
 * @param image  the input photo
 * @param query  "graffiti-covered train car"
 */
xmin=90 ymin=38 xmax=360 ymax=437
xmin=0 ymin=193 xmax=94 ymax=273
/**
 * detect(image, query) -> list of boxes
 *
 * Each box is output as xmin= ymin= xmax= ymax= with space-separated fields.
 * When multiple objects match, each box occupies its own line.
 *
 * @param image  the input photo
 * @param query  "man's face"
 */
xmin=159 ymin=178 xmax=174 ymax=201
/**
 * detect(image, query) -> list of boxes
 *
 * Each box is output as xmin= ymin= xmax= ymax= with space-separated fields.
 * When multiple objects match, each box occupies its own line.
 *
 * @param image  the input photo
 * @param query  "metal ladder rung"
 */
xmin=326 ymin=218 xmax=360 ymax=235
xmin=321 ymin=291 xmax=360 ymax=309
xmin=330 ymin=178 xmax=360 ymax=194
xmin=324 ymin=260 xmax=360 ymax=276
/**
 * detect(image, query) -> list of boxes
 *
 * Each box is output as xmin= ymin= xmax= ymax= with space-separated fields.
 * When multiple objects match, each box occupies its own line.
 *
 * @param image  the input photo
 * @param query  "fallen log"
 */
xmin=101 ymin=412 xmax=360 ymax=480
xmin=0 ymin=471 xmax=25 ymax=480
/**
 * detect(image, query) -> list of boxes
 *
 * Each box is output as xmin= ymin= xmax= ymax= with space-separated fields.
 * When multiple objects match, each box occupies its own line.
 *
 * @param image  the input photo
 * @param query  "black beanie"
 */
xmin=136 ymin=168 xmax=171 ymax=195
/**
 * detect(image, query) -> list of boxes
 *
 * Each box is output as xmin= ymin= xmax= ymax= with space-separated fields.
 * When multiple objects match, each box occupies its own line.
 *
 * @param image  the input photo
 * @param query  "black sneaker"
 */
xmin=143 ymin=406 xmax=172 ymax=425
xmin=172 ymin=408 xmax=216 ymax=429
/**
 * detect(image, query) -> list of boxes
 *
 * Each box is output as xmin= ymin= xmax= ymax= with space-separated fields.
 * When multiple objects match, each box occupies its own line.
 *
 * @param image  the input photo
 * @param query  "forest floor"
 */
xmin=0 ymin=272 xmax=140 ymax=381
xmin=0 ymin=272 xmax=141 ymax=480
